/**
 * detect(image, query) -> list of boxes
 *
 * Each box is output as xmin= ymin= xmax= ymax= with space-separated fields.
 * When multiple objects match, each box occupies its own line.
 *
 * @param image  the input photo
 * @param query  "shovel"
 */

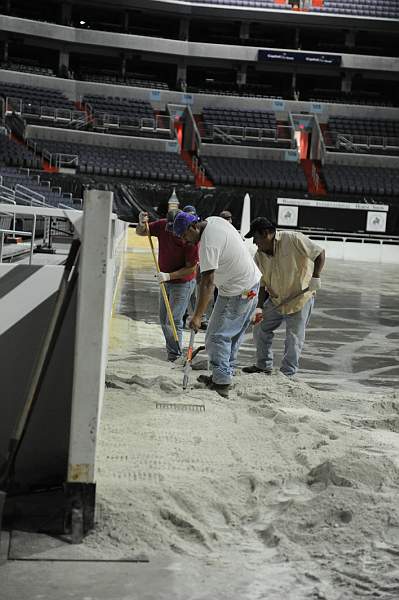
xmin=273 ymin=286 xmax=310 ymax=311
xmin=183 ymin=329 xmax=196 ymax=390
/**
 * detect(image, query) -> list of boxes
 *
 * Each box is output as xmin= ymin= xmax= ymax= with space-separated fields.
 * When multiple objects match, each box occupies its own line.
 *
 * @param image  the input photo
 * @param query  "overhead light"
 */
xmin=80 ymin=20 xmax=86 ymax=25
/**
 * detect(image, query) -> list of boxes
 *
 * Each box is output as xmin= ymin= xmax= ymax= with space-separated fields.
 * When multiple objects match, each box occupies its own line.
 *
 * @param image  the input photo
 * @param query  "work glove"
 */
xmin=252 ymin=307 xmax=263 ymax=324
xmin=156 ymin=272 xmax=171 ymax=284
xmin=138 ymin=211 xmax=148 ymax=225
xmin=309 ymin=277 xmax=321 ymax=292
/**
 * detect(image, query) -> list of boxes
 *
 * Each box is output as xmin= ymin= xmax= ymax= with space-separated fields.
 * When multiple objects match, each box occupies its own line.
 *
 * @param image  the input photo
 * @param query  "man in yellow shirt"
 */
xmin=243 ymin=217 xmax=325 ymax=378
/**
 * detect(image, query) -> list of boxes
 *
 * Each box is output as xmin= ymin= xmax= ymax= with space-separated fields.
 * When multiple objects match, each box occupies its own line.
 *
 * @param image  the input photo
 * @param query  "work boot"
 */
xmin=242 ymin=365 xmax=272 ymax=374
xmin=197 ymin=374 xmax=231 ymax=398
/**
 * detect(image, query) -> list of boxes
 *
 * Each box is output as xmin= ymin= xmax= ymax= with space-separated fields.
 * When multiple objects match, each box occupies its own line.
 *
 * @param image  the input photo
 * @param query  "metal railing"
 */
xmin=328 ymin=130 xmax=399 ymax=153
xmin=311 ymin=163 xmax=320 ymax=190
xmin=15 ymin=184 xmax=47 ymax=206
xmin=205 ymin=123 xmax=294 ymax=147
xmin=94 ymin=112 xmax=174 ymax=136
xmin=52 ymin=154 xmax=79 ymax=169
xmin=5 ymin=97 xmax=22 ymax=115
xmin=0 ymin=193 xmax=17 ymax=234
xmin=0 ymin=225 xmax=34 ymax=264
xmin=5 ymin=96 xmax=87 ymax=128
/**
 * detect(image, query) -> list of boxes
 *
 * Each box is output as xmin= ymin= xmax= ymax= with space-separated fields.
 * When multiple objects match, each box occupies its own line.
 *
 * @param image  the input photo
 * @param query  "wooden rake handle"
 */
xmin=145 ymin=222 xmax=180 ymax=352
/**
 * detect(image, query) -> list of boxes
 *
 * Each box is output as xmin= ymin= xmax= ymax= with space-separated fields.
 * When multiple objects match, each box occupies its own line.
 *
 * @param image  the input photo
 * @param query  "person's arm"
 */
xmin=257 ymin=286 xmax=267 ymax=309
xmin=309 ymin=250 xmax=326 ymax=291
xmin=156 ymin=242 xmax=198 ymax=283
xmin=312 ymin=250 xmax=325 ymax=278
xmin=189 ymin=270 xmax=215 ymax=331
xmin=160 ymin=262 xmax=196 ymax=282
xmin=136 ymin=211 xmax=149 ymax=236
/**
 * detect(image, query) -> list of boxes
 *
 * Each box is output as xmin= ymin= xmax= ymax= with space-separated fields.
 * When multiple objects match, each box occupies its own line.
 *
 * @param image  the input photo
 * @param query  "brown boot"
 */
xmin=197 ymin=375 xmax=231 ymax=398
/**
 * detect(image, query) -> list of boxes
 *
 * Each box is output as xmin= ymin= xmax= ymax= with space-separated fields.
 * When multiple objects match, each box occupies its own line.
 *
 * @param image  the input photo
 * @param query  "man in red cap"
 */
xmin=136 ymin=209 xmax=199 ymax=362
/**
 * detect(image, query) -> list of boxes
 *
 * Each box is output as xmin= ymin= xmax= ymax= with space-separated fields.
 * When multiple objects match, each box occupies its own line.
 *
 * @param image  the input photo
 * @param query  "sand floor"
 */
xmin=81 ymin=310 xmax=399 ymax=599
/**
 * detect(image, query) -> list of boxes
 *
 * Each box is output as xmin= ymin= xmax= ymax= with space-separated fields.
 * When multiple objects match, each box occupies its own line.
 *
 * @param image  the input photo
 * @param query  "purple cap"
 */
xmin=173 ymin=211 xmax=199 ymax=237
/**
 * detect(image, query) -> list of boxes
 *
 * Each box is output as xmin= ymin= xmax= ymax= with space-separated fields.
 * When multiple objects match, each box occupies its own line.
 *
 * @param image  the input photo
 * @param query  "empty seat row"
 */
xmin=31 ymin=139 xmax=194 ymax=184
xmin=83 ymin=94 xmax=154 ymax=120
xmin=0 ymin=135 xmax=41 ymax=169
xmin=0 ymin=166 xmax=79 ymax=208
xmin=201 ymin=156 xmax=307 ymax=189
xmin=79 ymin=72 xmax=169 ymax=90
xmin=322 ymin=164 xmax=399 ymax=197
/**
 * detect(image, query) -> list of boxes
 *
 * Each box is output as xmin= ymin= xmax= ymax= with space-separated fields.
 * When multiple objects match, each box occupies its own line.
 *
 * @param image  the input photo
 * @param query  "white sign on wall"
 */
xmin=278 ymin=198 xmax=389 ymax=212
xmin=278 ymin=205 xmax=298 ymax=227
xmin=366 ymin=211 xmax=387 ymax=233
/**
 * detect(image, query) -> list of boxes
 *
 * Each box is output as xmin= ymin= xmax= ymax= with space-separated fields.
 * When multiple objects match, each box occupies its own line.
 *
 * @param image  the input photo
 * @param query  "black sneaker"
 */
xmin=167 ymin=355 xmax=180 ymax=363
xmin=197 ymin=374 xmax=231 ymax=398
xmin=242 ymin=365 xmax=272 ymax=374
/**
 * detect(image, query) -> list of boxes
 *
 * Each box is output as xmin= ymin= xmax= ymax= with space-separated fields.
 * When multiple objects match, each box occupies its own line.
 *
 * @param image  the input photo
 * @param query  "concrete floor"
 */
xmin=1 ymin=243 xmax=399 ymax=600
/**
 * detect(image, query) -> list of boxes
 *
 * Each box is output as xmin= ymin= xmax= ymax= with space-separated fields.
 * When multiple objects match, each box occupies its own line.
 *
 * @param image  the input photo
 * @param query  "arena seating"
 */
xmin=325 ymin=116 xmax=399 ymax=156
xmin=307 ymin=91 xmax=394 ymax=108
xmin=83 ymin=95 xmax=154 ymax=120
xmin=0 ymin=166 xmax=79 ymax=208
xmin=0 ymin=62 xmax=55 ymax=77
xmin=201 ymin=107 xmax=293 ymax=149
xmin=0 ymin=134 xmax=41 ymax=169
xmin=181 ymin=0 xmax=398 ymax=18
xmin=312 ymin=0 xmax=399 ymax=19
xmin=0 ymin=82 xmax=75 ymax=114
xmin=203 ymin=107 xmax=277 ymax=130
xmin=78 ymin=72 xmax=169 ymax=90
xmin=321 ymin=164 xmax=399 ymax=197
xmin=82 ymin=94 xmax=174 ymax=138
xmin=32 ymin=140 xmax=195 ymax=183
xmin=188 ymin=83 xmax=284 ymax=99
xmin=201 ymin=156 xmax=307 ymax=189
xmin=177 ymin=0 xmax=291 ymax=9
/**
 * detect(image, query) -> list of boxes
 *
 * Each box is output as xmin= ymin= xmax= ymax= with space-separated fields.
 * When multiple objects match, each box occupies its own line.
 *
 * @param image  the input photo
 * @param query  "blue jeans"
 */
xmin=254 ymin=296 xmax=314 ymax=376
xmin=159 ymin=279 xmax=196 ymax=360
xmin=205 ymin=285 xmax=259 ymax=385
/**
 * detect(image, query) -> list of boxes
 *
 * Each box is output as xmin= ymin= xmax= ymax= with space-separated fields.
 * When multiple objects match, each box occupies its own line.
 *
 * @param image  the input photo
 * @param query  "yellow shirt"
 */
xmin=254 ymin=231 xmax=323 ymax=315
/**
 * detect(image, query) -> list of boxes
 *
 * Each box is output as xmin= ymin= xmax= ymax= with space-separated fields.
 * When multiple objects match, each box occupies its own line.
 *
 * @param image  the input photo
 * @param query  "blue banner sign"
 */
xmin=166 ymin=141 xmax=179 ymax=153
xmin=258 ymin=49 xmax=341 ymax=66
xmin=310 ymin=102 xmax=323 ymax=113
xmin=272 ymin=99 xmax=286 ymax=112
xmin=285 ymin=149 xmax=299 ymax=162
xmin=181 ymin=93 xmax=194 ymax=105
xmin=149 ymin=90 xmax=161 ymax=101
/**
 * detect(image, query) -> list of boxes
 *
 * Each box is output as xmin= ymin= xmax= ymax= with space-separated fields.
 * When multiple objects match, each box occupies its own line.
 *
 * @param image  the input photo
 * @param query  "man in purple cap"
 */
xmin=136 ymin=209 xmax=199 ymax=362
xmin=173 ymin=211 xmax=261 ymax=397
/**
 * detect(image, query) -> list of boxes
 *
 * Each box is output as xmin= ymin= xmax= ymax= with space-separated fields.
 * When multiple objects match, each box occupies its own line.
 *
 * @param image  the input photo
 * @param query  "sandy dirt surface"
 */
xmin=83 ymin=313 xmax=399 ymax=599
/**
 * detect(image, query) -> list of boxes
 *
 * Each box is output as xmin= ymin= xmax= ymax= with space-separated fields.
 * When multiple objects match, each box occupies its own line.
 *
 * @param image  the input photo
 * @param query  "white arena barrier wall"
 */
xmin=0 ymin=192 xmax=128 ymax=536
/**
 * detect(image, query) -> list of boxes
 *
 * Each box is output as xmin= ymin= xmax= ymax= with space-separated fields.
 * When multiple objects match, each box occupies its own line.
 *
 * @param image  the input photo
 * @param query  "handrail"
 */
xmin=16 ymin=184 xmax=46 ymax=203
xmin=58 ymin=202 xmax=80 ymax=210
xmin=0 ymin=225 xmax=34 ymax=264
xmin=0 ymin=228 xmax=32 ymax=236
xmin=0 ymin=183 xmax=15 ymax=199
xmin=0 ymin=196 xmax=17 ymax=234
xmin=14 ymin=188 xmax=51 ymax=207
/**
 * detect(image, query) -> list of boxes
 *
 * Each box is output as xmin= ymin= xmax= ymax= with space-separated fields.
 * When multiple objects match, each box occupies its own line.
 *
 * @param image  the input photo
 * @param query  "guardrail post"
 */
xmin=67 ymin=190 xmax=113 ymax=501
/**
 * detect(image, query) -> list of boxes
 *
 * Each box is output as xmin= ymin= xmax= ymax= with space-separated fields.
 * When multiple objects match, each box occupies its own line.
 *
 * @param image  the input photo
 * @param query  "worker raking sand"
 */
xmin=173 ymin=211 xmax=261 ymax=398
